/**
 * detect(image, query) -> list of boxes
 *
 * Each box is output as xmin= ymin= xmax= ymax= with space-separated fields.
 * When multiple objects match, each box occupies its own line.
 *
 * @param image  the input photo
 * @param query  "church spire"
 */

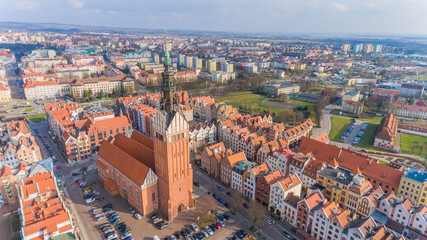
xmin=161 ymin=34 xmax=176 ymax=114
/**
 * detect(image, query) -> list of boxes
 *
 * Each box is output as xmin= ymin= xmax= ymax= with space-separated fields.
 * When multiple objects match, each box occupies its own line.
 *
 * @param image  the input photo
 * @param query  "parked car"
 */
xmin=134 ymin=213 xmax=142 ymax=220
xmin=151 ymin=214 xmax=159 ymax=219
xmin=204 ymin=227 xmax=213 ymax=235
xmin=191 ymin=223 xmax=199 ymax=232
xmin=282 ymin=231 xmax=291 ymax=238
xmin=95 ymin=215 xmax=106 ymax=222
xmin=217 ymin=185 xmax=224 ymax=191
xmin=128 ymin=207 xmax=136 ymax=214
xmin=242 ymin=202 xmax=249 ymax=209
xmin=86 ymin=197 xmax=95 ymax=203
xmin=222 ymin=214 xmax=231 ymax=220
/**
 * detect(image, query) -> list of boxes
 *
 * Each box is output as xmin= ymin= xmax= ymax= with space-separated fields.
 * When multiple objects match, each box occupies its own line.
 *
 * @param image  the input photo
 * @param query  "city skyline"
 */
xmin=0 ymin=0 xmax=426 ymax=36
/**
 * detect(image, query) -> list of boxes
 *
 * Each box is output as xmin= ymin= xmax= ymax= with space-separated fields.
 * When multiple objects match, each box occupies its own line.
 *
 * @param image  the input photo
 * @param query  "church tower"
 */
xmin=153 ymin=36 xmax=194 ymax=221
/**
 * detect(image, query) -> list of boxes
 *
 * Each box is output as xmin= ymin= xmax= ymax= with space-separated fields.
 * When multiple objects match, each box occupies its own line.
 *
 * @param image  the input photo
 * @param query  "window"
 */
xmin=152 ymin=191 xmax=156 ymax=202
xmin=136 ymin=189 xmax=140 ymax=206
xmin=129 ymin=183 xmax=132 ymax=200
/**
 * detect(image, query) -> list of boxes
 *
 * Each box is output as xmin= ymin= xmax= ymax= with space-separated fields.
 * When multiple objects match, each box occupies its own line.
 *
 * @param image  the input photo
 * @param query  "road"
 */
xmin=193 ymin=166 xmax=295 ymax=240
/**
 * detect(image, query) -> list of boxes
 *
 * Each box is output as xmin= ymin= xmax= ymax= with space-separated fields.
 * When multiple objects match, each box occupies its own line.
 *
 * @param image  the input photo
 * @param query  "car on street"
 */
xmin=217 ymin=185 xmax=224 ymax=191
xmin=134 ymin=213 xmax=142 ymax=220
xmin=282 ymin=231 xmax=291 ymax=238
xmin=222 ymin=214 xmax=230 ymax=220
xmin=243 ymin=202 xmax=249 ymax=209
xmin=263 ymin=218 xmax=274 ymax=225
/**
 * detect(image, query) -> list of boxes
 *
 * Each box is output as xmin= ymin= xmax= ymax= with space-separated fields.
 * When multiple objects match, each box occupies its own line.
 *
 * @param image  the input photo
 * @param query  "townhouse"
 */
xmin=301 ymin=157 xmax=325 ymax=192
xmin=288 ymin=152 xmax=312 ymax=180
xmin=295 ymin=191 xmax=325 ymax=237
xmin=392 ymin=103 xmax=427 ymax=120
xmin=356 ymin=187 xmax=384 ymax=218
xmin=219 ymin=152 xmax=246 ymax=186
xmin=309 ymin=201 xmax=352 ymax=240
xmin=231 ymin=160 xmax=257 ymax=192
xmin=269 ymin=174 xmax=302 ymax=219
xmin=201 ymin=143 xmax=232 ymax=178
xmin=282 ymin=192 xmax=302 ymax=226
xmin=256 ymin=138 xmax=288 ymax=164
xmin=243 ymin=163 xmax=270 ymax=199
xmin=265 ymin=147 xmax=295 ymax=175
xmin=0 ymin=163 xmax=27 ymax=207
xmin=255 ymin=170 xmax=283 ymax=207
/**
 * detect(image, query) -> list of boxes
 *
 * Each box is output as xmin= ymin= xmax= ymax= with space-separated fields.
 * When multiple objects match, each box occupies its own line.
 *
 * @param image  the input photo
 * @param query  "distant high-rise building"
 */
xmin=342 ymin=44 xmax=351 ymax=52
xmin=177 ymin=54 xmax=185 ymax=66
xmin=353 ymin=44 xmax=364 ymax=53
xmin=375 ymin=45 xmax=382 ymax=53
xmin=364 ymin=44 xmax=374 ymax=54
xmin=221 ymin=62 xmax=234 ymax=73
xmin=205 ymin=59 xmax=216 ymax=73
xmin=184 ymin=56 xmax=193 ymax=68
xmin=192 ymin=57 xmax=203 ymax=69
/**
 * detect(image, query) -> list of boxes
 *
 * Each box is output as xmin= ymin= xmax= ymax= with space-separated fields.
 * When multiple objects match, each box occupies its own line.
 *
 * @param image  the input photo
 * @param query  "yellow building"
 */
xmin=316 ymin=163 xmax=372 ymax=210
xmin=0 ymin=84 xmax=11 ymax=102
xmin=205 ymin=60 xmax=216 ymax=73
xmin=398 ymin=167 xmax=427 ymax=206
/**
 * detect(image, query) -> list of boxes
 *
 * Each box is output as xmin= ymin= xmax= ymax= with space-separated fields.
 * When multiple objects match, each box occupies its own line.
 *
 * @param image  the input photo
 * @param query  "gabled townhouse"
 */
xmin=267 ymin=123 xmax=285 ymax=141
xmin=309 ymin=200 xmax=352 ymax=240
xmin=201 ymin=143 xmax=232 ymax=179
xmin=246 ymin=136 xmax=266 ymax=161
xmin=255 ymin=170 xmax=283 ymax=207
xmin=269 ymin=174 xmax=302 ymax=219
xmin=295 ymin=191 xmax=325 ymax=238
xmin=231 ymin=160 xmax=257 ymax=192
xmin=284 ymin=118 xmax=313 ymax=146
xmin=217 ymin=120 xmax=234 ymax=143
xmin=220 ymin=152 xmax=246 ymax=186
xmin=341 ymin=217 xmax=379 ymax=240
xmin=356 ymin=186 xmax=384 ymax=217
xmin=282 ymin=192 xmax=302 ymax=226
xmin=288 ymin=152 xmax=312 ymax=180
xmin=266 ymin=147 xmax=295 ymax=175
xmin=0 ymin=163 xmax=28 ymax=206
xmin=256 ymin=139 xmax=288 ymax=164
xmin=301 ymin=157 xmax=325 ymax=192
xmin=243 ymin=163 xmax=270 ymax=199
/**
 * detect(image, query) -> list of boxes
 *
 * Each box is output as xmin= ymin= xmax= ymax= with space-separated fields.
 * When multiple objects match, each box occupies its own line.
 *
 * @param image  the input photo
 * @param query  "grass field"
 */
xmin=0 ymin=214 xmax=21 ymax=240
xmin=26 ymin=113 xmax=46 ymax=123
xmin=214 ymin=91 xmax=316 ymax=124
xmin=330 ymin=117 xmax=352 ymax=142
xmin=215 ymin=91 xmax=282 ymax=115
xmin=23 ymin=108 xmax=34 ymax=112
xmin=354 ymin=124 xmax=380 ymax=151
xmin=399 ymin=134 xmax=427 ymax=158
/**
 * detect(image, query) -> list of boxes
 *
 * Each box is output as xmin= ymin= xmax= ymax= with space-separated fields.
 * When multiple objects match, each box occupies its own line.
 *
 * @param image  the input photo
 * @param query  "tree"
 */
xmin=245 ymin=200 xmax=267 ymax=230
xmin=82 ymin=89 xmax=88 ymax=102
xmin=230 ymin=190 xmax=245 ymax=215
xmin=82 ymin=73 xmax=90 ymax=79
xmin=419 ymin=143 xmax=425 ymax=154
xmin=196 ymin=196 xmax=217 ymax=227
xmin=410 ymin=144 xmax=416 ymax=154
xmin=98 ymin=90 xmax=105 ymax=99
xmin=88 ymin=88 xmax=94 ymax=101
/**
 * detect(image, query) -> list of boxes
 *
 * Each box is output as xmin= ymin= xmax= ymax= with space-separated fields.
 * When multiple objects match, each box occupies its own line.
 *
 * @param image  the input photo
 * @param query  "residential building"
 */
xmin=342 ymin=91 xmax=360 ymax=102
xmin=342 ymin=100 xmax=364 ymax=115
xmin=295 ymin=191 xmax=325 ymax=236
xmin=392 ymin=103 xmax=427 ymax=119
xmin=400 ymin=84 xmax=424 ymax=98
xmin=231 ymin=160 xmax=257 ymax=192
xmin=255 ymin=170 xmax=283 ymax=207
xmin=373 ymin=88 xmax=400 ymax=103
xmin=398 ymin=167 xmax=427 ymax=206
xmin=266 ymin=148 xmax=295 ymax=175
xmin=282 ymin=192 xmax=302 ymax=226
xmin=309 ymin=200 xmax=352 ymax=240
xmin=0 ymin=163 xmax=27 ymax=207
xmin=17 ymin=172 xmax=74 ymax=240
xmin=220 ymin=152 xmax=246 ymax=186
xmin=269 ymin=174 xmax=302 ymax=218
xmin=201 ymin=142 xmax=232 ymax=178
xmin=288 ymin=152 xmax=312 ymax=180
xmin=283 ymin=118 xmax=314 ymax=146
xmin=374 ymin=113 xmax=399 ymax=152
xmin=0 ymin=121 xmax=42 ymax=169
xmin=243 ymin=163 xmax=270 ymax=199
xmin=301 ymin=158 xmax=325 ymax=192
xmin=0 ymin=83 xmax=11 ymax=102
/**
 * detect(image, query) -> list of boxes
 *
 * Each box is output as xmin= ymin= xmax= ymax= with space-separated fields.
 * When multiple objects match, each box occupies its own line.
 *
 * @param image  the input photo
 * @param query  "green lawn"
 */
xmin=214 ymin=91 xmax=316 ymax=124
xmin=23 ymin=108 xmax=34 ymax=112
xmin=215 ymin=91 xmax=281 ymax=115
xmin=26 ymin=113 xmax=46 ymax=123
xmin=354 ymin=123 xmax=380 ymax=151
xmin=399 ymin=134 xmax=427 ymax=157
xmin=330 ymin=117 xmax=352 ymax=142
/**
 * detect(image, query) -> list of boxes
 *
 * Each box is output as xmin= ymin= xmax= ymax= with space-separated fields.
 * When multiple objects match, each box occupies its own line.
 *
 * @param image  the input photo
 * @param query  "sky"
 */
xmin=0 ymin=0 xmax=426 ymax=36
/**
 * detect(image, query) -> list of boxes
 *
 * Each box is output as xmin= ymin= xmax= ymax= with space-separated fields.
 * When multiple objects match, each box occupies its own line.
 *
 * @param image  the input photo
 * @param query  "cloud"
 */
xmin=68 ymin=0 xmax=84 ymax=8
xmin=333 ymin=2 xmax=350 ymax=11
xmin=13 ymin=0 xmax=40 ymax=10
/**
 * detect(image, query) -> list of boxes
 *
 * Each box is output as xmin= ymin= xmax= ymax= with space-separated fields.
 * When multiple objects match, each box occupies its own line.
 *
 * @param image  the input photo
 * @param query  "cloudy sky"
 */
xmin=0 ymin=0 xmax=426 ymax=35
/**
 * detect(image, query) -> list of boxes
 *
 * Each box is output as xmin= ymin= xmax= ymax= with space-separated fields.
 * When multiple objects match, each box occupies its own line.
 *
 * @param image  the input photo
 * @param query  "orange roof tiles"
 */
xmin=375 ymin=113 xmax=398 ymax=142
xmin=277 ymin=173 xmax=300 ymax=191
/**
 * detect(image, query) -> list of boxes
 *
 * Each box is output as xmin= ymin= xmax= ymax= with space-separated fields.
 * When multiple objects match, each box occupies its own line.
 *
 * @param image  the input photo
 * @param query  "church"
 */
xmin=96 ymin=38 xmax=194 ymax=221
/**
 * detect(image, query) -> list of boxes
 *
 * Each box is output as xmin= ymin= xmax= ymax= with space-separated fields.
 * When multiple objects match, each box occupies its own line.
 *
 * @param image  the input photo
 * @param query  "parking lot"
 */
xmin=341 ymin=119 xmax=368 ymax=145
xmin=64 ymin=167 xmax=250 ymax=240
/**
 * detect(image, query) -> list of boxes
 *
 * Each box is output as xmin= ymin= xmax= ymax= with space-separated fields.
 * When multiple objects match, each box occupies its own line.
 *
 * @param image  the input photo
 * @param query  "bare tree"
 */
xmin=419 ymin=143 xmax=425 ymax=154
xmin=245 ymin=200 xmax=267 ymax=230
xmin=410 ymin=144 xmax=416 ymax=154
xmin=230 ymin=189 xmax=245 ymax=215
xmin=196 ymin=196 xmax=217 ymax=226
